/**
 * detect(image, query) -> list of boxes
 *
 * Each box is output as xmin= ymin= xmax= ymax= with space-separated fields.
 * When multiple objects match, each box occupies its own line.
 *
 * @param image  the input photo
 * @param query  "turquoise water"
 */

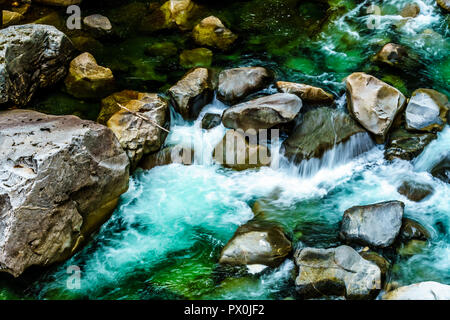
xmin=1 ymin=0 xmax=449 ymax=299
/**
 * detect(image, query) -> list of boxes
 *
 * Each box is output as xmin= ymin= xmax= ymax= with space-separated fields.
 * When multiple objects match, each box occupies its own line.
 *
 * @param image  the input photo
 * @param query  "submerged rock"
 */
xmin=405 ymin=89 xmax=449 ymax=132
xmin=160 ymin=0 xmax=202 ymax=31
xmin=398 ymin=180 xmax=434 ymax=202
xmin=282 ymin=107 xmax=367 ymax=163
xmin=430 ymin=154 xmax=450 ymax=183
xmin=374 ymin=43 xmax=417 ymax=69
xmin=383 ymin=281 xmax=450 ymax=300
xmin=294 ymin=245 xmax=381 ymax=299
xmin=217 ymin=67 xmax=273 ymax=105
xmin=140 ymin=146 xmax=194 ymax=170
xmin=0 ymin=24 xmax=74 ymax=106
xmin=2 ymin=10 xmax=23 ymax=27
xmin=107 ymin=95 xmax=170 ymax=170
xmin=179 ymin=48 xmax=213 ymax=68
xmin=213 ymin=129 xmax=271 ymax=171
xmin=400 ymin=3 xmax=421 ymax=18
xmin=222 ymin=93 xmax=302 ymax=131
xmin=65 ymin=52 xmax=115 ymax=99
xmin=168 ymin=68 xmax=214 ymax=121
xmin=201 ymin=113 xmax=221 ymax=130
xmin=345 ymin=72 xmax=406 ymax=143
xmin=399 ymin=218 xmax=430 ymax=242
xmin=397 ymin=239 xmax=427 ymax=257
xmin=0 ymin=110 xmax=129 ymax=277
xmin=192 ymin=16 xmax=237 ymax=51
xmin=219 ymin=220 xmax=292 ymax=268
xmin=340 ymin=201 xmax=404 ymax=248
xmin=145 ymin=42 xmax=178 ymax=57
xmin=83 ymin=14 xmax=113 ymax=38
xmin=384 ymin=128 xmax=436 ymax=161
xmin=437 ymin=0 xmax=450 ymax=12
xmin=276 ymin=81 xmax=334 ymax=105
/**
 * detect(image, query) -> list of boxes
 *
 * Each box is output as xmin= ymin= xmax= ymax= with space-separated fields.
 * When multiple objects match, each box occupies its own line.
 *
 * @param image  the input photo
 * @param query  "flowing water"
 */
xmin=1 ymin=0 xmax=449 ymax=299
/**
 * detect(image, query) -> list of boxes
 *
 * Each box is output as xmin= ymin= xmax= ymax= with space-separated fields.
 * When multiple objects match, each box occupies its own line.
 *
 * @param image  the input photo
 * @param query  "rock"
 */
xmin=222 ymin=93 xmax=302 ymax=131
xmin=192 ymin=16 xmax=237 ymax=51
xmin=0 ymin=110 xmax=129 ymax=277
xmin=32 ymin=11 xmax=66 ymax=31
xmin=64 ymin=52 xmax=115 ymax=99
xmin=400 ymin=3 xmax=421 ymax=18
xmin=400 ymin=218 xmax=430 ymax=241
xmin=144 ymin=42 xmax=178 ymax=57
xmin=398 ymin=180 xmax=434 ymax=202
xmin=374 ymin=43 xmax=414 ymax=69
xmin=282 ymin=107 xmax=367 ymax=163
xmin=217 ymin=67 xmax=273 ymax=104
xmin=71 ymin=36 xmax=104 ymax=56
xmin=160 ymin=0 xmax=202 ymax=31
xmin=437 ymin=0 xmax=450 ymax=12
xmin=385 ymin=128 xmax=436 ymax=161
xmin=345 ymin=72 xmax=407 ymax=143
xmin=34 ymin=0 xmax=82 ymax=5
xmin=383 ymin=281 xmax=450 ymax=300
xmin=98 ymin=90 xmax=154 ymax=125
xmin=294 ymin=245 xmax=381 ymax=299
xmin=213 ymin=129 xmax=271 ymax=171
xmin=219 ymin=220 xmax=292 ymax=268
xmin=179 ymin=48 xmax=213 ymax=68
xmin=83 ymin=14 xmax=113 ymax=38
xmin=168 ymin=67 xmax=214 ymax=121
xmin=201 ymin=113 xmax=221 ymax=130
xmin=340 ymin=201 xmax=404 ymax=248
xmin=405 ymin=89 xmax=449 ymax=132
xmin=107 ymin=94 xmax=170 ymax=170
xmin=430 ymin=154 xmax=450 ymax=183
xmin=140 ymin=146 xmax=194 ymax=170
xmin=276 ymin=81 xmax=334 ymax=105
xmin=360 ymin=251 xmax=390 ymax=280
xmin=2 ymin=10 xmax=23 ymax=27
xmin=0 ymin=25 xmax=74 ymax=107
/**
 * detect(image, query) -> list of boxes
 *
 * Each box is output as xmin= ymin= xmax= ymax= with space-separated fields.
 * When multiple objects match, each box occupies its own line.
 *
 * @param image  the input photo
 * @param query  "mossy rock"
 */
xmin=179 ymin=48 xmax=213 ymax=68
xmin=144 ymin=42 xmax=178 ymax=57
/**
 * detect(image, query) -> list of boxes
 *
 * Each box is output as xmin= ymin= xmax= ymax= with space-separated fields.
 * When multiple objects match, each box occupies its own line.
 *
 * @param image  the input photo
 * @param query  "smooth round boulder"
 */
xmin=398 ymin=180 xmax=434 ymax=202
xmin=219 ymin=220 xmax=292 ymax=268
xmin=294 ymin=245 xmax=381 ymax=300
xmin=192 ymin=16 xmax=237 ymax=51
xmin=345 ymin=72 xmax=406 ymax=143
xmin=384 ymin=128 xmax=436 ymax=161
xmin=83 ymin=14 xmax=113 ymax=38
xmin=222 ymin=93 xmax=302 ymax=131
xmin=0 ymin=110 xmax=129 ymax=277
xmin=383 ymin=281 xmax=450 ymax=300
xmin=340 ymin=201 xmax=404 ymax=248
xmin=217 ymin=67 xmax=273 ymax=105
xmin=405 ymin=89 xmax=449 ymax=132
xmin=276 ymin=81 xmax=334 ymax=105
xmin=65 ymin=52 xmax=115 ymax=99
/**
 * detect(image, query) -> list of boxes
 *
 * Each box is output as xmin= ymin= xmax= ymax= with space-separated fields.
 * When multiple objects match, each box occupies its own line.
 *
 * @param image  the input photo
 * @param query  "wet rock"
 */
xmin=276 ymin=81 xmax=334 ymax=105
xmin=383 ymin=281 xmax=450 ymax=300
xmin=340 ymin=201 xmax=404 ymax=248
xmin=430 ymin=154 xmax=450 ymax=183
xmin=64 ymin=52 xmax=115 ymax=99
xmin=374 ymin=43 xmax=415 ymax=69
xmin=192 ymin=16 xmax=237 ymax=51
xmin=437 ymin=0 xmax=450 ymax=12
xmin=400 ymin=3 xmax=421 ymax=18
xmin=345 ymin=72 xmax=406 ymax=143
xmin=384 ymin=128 xmax=436 ymax=161
xmin=400 ymin=218 xmax=430 ymax=242
xmin=0 ymin=110 xmax=129 ymax=277
xmin=219 ymin=220 xmax=292 ymax=268
xmin=222 ymin=93 xmax=302 ymax=131
xmin=160 ymin=0 xmax=202 ymax=31
xmin=32 ymin=11 xmax=66 ymax=31
xmin=0 ymin=25 xmax=74 ymax=107
xmin=294 ymin=245 xmax=381 ymax=299
xmin=405 ymin=89 xmax=449 ymax=132
xmin=145 ymin=42 xmax=178 ymax=57
xmin=83 ymin=14 xmax=113 ymax=38
xmin=397 ymin=239 xmax=427 ymax=257
xmin=360 ymin=251 xmax=390 ymax=281
xmin=398 ymin=181 xmax=434 ymax=202
xmin=107 ymin=95 xmax=170 ymax=170
xmin=34 ymin=0 xmax=82 ymax=6
xmin=217 ymin=67 xmax=274 ymax=105
xmin=140 ymin=146 xmax=194 ymax=170
xmin=179 ymin=48 xmax=213 ymax=68
xmin=168 ymin=67 xmax=214 ymax=121
xmin=2 ymin=10 xmax=23 ymax=27
xmin=201 ymin=113 xmax=221 ymax=130
xmin=213 ymin=129 xmax=271 ymax=171
xmin=283 ymin=107 xmax=367 ymax=163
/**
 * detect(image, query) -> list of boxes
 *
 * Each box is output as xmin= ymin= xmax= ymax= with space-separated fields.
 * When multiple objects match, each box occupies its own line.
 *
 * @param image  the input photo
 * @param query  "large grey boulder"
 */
xmin=405 ymin=89 xmax=449 ymax=132
xmin=0 ymin=24 xmax=74 ymax=106
xmin=0 ymin=110 xmax=129 ymax=277
xmin=345 ymin=72 xmax=406 ymax=143
xmin=294 ymin=245 xmax=381 ymax=299
xmin=340 ymin=201 xmax=404 ymax=248
xmin=217 ymin=67 xmax=273 ymax=104
xmin=282 ymin=107 xmax=367 ymax=163
xmin=222 ymin=93 xmax=302 ymax=131
xmin=382 ymin=281 xmax=450 ymax=300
